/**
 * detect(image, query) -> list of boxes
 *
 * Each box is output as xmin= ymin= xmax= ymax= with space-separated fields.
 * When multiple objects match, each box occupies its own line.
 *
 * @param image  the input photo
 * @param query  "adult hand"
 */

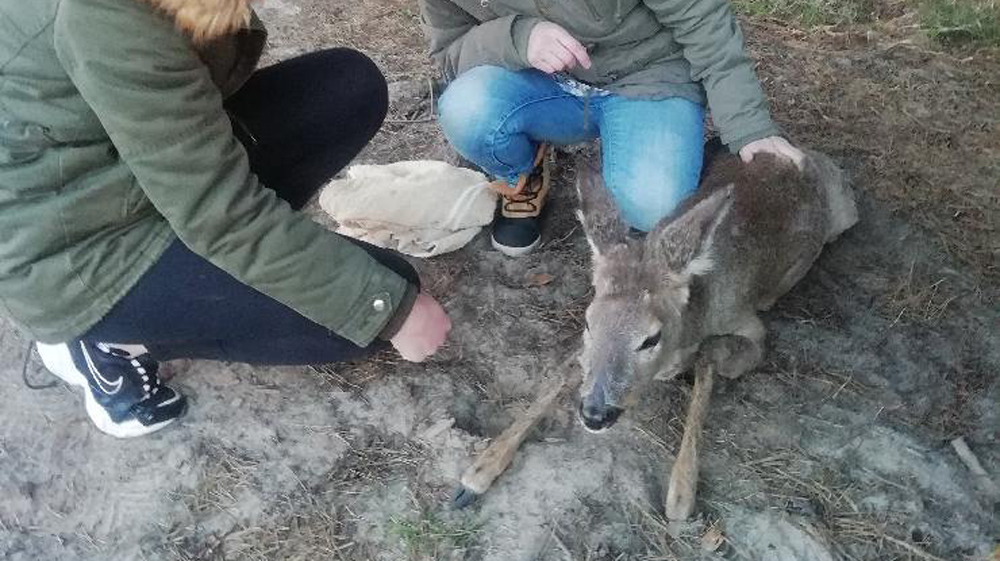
xmin=526 ymin=22 xmax=592 ymax=74
xmin=739 ymin=136 xmax=805 ymax=170
xmin=390 ymin=292 xmax=451 ymax=362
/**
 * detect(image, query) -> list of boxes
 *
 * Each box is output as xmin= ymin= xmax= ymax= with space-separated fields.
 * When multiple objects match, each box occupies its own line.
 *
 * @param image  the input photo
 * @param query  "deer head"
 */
xmin=575 ymin=158 xmax=734 ymax=432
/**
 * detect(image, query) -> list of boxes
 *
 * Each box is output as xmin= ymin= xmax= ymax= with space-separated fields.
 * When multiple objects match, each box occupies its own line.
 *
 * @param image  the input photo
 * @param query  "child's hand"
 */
xmin=390 ymin=292 xmax=452 ymax=362
xmin=739 ymin=136 xmax=805 ymax=170
xmin=527 ymin=22 xmax=592 ymax=74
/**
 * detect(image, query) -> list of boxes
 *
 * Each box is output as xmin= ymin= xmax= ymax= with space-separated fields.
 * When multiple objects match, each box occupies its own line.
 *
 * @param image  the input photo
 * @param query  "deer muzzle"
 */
xmin=579 ymin=377 xmax=624 ymax=432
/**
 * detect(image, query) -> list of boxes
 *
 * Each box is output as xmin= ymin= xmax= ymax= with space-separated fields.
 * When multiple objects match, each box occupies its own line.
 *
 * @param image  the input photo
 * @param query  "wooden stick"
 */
xmin=453 ymin=348 xmax=580 ymax=507
xmin=664 ymin=358 xmax=715 ymax=520
xmin=951 ymin=437 xmax=1000 ymax=497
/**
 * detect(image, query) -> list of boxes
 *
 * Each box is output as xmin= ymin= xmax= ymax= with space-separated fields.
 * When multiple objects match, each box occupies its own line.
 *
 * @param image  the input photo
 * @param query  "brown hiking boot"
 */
xmin=489 ymin=144 xmax=552 ymax=257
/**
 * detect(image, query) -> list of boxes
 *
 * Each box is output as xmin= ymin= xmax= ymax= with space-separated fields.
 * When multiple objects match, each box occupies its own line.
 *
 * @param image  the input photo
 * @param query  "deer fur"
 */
xmin=575 ymin=148 xmax=857 ymax=518
xmin=453 ymin=149 xmax=856 ymax=515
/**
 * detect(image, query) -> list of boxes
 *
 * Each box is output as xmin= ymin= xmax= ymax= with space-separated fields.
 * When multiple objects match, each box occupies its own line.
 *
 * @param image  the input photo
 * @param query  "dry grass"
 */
xmin=618 ymin=500 xmax=721 ymax=560
xmin=169 ymin=443 xmax=259 ymax=517
xmin=732 ymin=0 xmax=887 ymax=26
xmin=894 ymin=351 xmax=993 ymax=440
xmin=155 ymin=435 xmax=425 ymax=560
xmin=158 ymin=492 xmax=364 ymax=561
xmin=724 ymin=447 xmax=956 ymax=560
xmin=881 ymin=261 xmax=960 ymax=326
xmin=831 ymin=515 xmax=949 ymax=561
xmin=328 ymin=433 xmax=426 ymax=491
xmin=919 ymin=0 xmax=1000 ymax=46
xmin=745 ymin=17 xmax=1000 ymax=285
xmin=310 ymin=350 xmax=403 ymax=395
xmin=509 ymin=294 xmax=590 ymax=333
xmin=221 ymin=501 xmax=358 ymax=561
xmin=388 ymin=509 xmax=482 ymax=560
xmin=733 ymin=0 xmax=1000 ymax=47
xmin=770 ymin=353 xmax=873 ymax=404
xmin=735 ymin=449 xmax=861 ymax=516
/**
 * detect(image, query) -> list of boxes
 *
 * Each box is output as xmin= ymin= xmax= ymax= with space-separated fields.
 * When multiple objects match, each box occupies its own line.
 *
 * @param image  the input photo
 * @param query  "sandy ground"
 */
xmin=1 ymin=0 xmax=997 ymax=560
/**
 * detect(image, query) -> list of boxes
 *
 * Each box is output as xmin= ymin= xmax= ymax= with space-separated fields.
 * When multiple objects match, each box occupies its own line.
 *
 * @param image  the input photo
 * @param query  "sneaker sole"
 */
xmin=491 ymin=235 xmax=541 ymax=257
xmin=36 ymin=343 xmax=178 ymax=438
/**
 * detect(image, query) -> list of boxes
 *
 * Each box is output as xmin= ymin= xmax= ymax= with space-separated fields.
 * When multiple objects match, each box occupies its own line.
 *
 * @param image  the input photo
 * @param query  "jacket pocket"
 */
xmin=123 ymin=174 xmax=152 ymax=218
xmin=0 ymin=122 xmax=62 ymax=202
xmin=0 ymin=120 xmax=55 ymax=166
xmin=98 ymin=144 xmax=151 ymax=218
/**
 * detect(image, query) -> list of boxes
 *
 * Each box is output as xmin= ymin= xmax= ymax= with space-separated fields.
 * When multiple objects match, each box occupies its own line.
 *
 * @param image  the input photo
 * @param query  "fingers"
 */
xmin=551 ymin=47 xmax=578 ymax=71
xmin=552 ymin=28 xmax=592 ymax=69
xmin=768 ymin=139 xmax=805 ymax=169
xmin=537 ymin=45 xmax=578 ymax=73
xmin=781 ymin=143 xmax=806 ymax=170
xmin=527 ymin=22 xmax=591 ymax=73
xmin=537 ymin=53 xmax=561 ymax=73
xmin=533 ymin=57 xmax=557 ymax=74
xmin=739 ymin=137 xmax=805 ymax=170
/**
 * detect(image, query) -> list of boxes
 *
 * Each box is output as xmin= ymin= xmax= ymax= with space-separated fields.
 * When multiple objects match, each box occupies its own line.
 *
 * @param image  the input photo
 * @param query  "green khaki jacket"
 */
xmin=419 ymin=0 xmax=781 ymax=151
xmin=0 ymin=0 xmax=414 ymax=346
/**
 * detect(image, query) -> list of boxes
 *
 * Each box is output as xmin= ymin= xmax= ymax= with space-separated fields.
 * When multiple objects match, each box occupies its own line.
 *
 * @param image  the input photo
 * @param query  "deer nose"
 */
xmin=579 ymin=400 xmax=624 ymax=432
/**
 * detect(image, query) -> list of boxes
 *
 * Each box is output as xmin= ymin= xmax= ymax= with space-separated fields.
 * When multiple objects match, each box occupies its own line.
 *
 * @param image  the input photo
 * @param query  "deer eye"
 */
xmin=638 ymin=331 xmax=661 ymax=351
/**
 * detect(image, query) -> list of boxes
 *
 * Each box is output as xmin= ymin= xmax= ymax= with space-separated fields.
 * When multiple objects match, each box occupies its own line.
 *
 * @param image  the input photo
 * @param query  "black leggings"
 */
xmin=82 ymin=49 xmax=417 ymax=365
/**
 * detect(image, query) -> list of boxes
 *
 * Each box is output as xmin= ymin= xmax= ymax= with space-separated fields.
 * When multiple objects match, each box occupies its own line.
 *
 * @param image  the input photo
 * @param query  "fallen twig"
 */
xmin=951 ymin=437 xmax=1000 ymax=497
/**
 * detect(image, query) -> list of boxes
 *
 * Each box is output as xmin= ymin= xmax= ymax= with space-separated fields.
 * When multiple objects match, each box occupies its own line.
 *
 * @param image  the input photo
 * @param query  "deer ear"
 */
xmin=575 ymin=155 xmax=627 ymax=257
xmin=647 ymin=184 xmax=735 ymax=283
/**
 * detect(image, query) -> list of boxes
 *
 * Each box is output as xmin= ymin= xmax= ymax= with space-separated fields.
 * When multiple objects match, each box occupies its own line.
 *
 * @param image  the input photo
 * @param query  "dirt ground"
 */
xmin=1 ymin=0 xmax=997 ymax=560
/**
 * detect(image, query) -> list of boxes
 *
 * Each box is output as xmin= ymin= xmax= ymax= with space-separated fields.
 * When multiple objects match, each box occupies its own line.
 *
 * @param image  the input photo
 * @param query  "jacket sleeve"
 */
xmin=642 ymin=0 xmax=780 ymax=152
xmin=53 ymin=0 xmax=413 ymax=347
xmin=419 ymin=0 xmax=539 ymax=80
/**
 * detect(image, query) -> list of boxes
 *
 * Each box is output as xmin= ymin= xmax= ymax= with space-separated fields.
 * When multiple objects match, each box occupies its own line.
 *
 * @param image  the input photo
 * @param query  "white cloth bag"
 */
xmin=318 ymin=160 xmax=497 ymax=258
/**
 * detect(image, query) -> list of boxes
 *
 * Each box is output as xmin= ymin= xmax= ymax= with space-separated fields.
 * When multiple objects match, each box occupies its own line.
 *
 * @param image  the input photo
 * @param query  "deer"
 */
xmin=454 ymin=145 xmax=857 ymax=520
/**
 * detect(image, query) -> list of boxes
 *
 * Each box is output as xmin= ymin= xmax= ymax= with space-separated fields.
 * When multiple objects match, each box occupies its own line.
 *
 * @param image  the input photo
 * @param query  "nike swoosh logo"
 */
xmin=80 ymin=342 xmax=123 ymax=395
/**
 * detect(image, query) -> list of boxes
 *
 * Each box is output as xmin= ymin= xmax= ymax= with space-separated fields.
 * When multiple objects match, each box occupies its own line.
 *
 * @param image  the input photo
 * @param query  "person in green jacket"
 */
xmin=0 ymin=0 xmax=452 ymax=438
xmin=419 ymin=0 xmax=806 ymax=255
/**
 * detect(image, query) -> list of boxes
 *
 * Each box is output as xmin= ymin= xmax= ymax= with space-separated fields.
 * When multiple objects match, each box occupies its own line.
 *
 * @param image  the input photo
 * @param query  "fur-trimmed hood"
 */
xmin=139 ymin=0 xmax=255 ymax=43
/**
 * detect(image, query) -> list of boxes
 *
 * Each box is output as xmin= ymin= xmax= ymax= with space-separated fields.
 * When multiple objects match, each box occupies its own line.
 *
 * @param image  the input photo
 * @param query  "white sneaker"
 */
xmin=36 ymin=341 xmax=187 ymax=438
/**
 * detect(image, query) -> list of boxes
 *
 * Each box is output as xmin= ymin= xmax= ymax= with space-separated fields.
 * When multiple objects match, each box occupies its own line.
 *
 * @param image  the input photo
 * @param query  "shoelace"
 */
xmin=21 ymin=342 xmax=59 ymax=390
xmin=503 ymin=167 xmax=545 ymax=214
xmin=127 ymin=354 xmax=164 ymax=401
xmin=99 ymin=345 xmax=165 ymax=402
xmin=124 ymin=354 xmax=184 ymax=425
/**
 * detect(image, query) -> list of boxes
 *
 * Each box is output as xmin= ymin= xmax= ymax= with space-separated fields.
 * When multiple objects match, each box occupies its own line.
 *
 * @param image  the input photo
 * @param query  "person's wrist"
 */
xmin=512 ymin=16 xmax=542 ymax=67
xmin=377 ymin=282 xmax=419 ymax=341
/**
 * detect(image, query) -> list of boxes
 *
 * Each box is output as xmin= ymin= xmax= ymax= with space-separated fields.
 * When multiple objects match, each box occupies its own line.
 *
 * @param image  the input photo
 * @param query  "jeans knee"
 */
xmin=606 ymin=165 xmax=700 ymax=232
xmin=437 ymin=66 xmax=511 ymax=155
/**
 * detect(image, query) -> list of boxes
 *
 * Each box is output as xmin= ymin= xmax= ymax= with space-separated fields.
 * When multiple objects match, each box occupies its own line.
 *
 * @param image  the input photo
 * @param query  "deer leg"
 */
xmin=453 ymin=352 xmax=581 ymax=508
xmin=760 ymin=246 xmax=823 ymax=310
xmin=712 ymin=315 xmax=765 ymax=379
xmin=664 ymin=355 xmax=715 ymax=520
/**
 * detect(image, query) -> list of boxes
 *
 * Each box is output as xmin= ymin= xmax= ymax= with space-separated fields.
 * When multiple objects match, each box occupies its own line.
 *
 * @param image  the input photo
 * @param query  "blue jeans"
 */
xmin=438 ymin=66 xmax=705 ymax=231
